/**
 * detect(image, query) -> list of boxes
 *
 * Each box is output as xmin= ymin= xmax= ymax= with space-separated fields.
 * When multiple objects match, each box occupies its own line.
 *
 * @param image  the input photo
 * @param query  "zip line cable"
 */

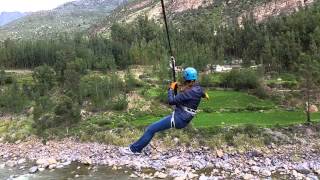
xmin=160 ymin=0 xmax=176 ymax=82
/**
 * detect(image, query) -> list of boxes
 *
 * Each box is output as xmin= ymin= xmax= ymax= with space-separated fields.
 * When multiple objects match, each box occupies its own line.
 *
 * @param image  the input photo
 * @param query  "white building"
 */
xmin=213 ymin=65 xmax=233 ymax=72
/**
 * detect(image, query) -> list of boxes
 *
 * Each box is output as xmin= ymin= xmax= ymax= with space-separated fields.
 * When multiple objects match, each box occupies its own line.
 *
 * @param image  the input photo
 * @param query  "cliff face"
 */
xmin=238 ymin=0 xmax=314 ymax=25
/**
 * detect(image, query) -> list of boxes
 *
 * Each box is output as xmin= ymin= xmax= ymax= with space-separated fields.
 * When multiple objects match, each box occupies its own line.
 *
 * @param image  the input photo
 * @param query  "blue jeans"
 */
xmin=130 ymin=114 xmax=189 ymax=153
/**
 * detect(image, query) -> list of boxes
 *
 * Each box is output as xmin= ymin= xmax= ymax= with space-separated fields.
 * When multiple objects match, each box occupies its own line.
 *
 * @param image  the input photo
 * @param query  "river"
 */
xmin=0 ymin=162 xmax=134 ymax=180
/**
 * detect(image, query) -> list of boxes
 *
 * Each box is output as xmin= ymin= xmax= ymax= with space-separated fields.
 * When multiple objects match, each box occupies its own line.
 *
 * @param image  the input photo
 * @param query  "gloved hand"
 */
xmin=169 ymin=82 xmax=178 ymax=90
xmin=204 ymin=92 xmax=210 ymax=100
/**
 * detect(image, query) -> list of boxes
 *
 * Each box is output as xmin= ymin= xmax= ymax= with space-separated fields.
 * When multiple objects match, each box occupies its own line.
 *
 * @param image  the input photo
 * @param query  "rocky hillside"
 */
xmin=238 ymin=0 xmax=315 ymax=25
xmin=0 ymin=0 xmax=127 ymax=40
xmin=90 ymin=0 xmax=317 ymax=36
xmin=0 ymin=12 xmax=27 ymax=26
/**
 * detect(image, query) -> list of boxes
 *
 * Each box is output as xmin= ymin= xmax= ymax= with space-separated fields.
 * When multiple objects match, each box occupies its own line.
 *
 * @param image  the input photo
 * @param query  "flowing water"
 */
xmin=0 ymin=162 xmax=134 ymax=180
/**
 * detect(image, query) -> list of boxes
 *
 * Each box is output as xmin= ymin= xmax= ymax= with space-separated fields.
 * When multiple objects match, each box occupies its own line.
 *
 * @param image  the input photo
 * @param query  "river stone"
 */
xmin=242 ymin=173 xmax=254 ymax=180
xmin=82 ymin=158 xmax=92 ymax=165
xmin=167 ymin=157 xmax=180 ymax=167
xmin=216 ymin=149 xmax=224 ymax=158
xmin=0 ymin=163 xmax=5 ymax=168
xmin=264 ymin=158 xmax=272 ymax=166
xmin=61 ymin=161 xmax=71 ymax=166
xmin=169 ymin=170 xmax=186 ymax=177
xmin=174 ymin=177 xmax=186 ymax=180
xmin=17 ymin=158 xmax=26 ymax=164
xmin=292 ymin=170 xmax=305 ymax=179
xmin=154 ymin=171 xmax=167 ymax=179
xmin=187 ymin=171 xmax=198 ymax=179
xmin=315 ymin=169 xmax=320 ymax=175
xmin=5 ymin=160 xmax=16 ymax=167
xmin=29 ymin=166 xmax=38 ymax=174
xmin=261 ymin=169 xmax=272 ymax=177
xmin=307 ymin=174 xmax=319 ymax=180
xmin=38 ymin=167 xmax=45 ymax=172
xmin=49 ymin=164 xmax=57 ymax=169
xmin=251 ymin=166 xmax=260 ymax=173
xmin=129 ymin=174 xmax=138 ymax=178
xmin=199 ymin=174 xmax=210 ymax=180
xmin=295 ymin=162 xmax=311 ymax=174
xmin=36 ymin=158 xmax=56 ymax=168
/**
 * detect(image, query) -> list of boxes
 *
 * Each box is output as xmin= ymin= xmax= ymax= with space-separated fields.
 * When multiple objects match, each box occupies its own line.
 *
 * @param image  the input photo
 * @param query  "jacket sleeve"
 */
xmin=168 ymin=89 xmax=192 ymax=105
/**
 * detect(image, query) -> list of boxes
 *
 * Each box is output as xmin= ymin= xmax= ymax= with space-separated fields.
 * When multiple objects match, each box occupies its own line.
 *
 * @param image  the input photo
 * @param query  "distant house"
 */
xmin=213 ymin=65 xmax=232 ymax=72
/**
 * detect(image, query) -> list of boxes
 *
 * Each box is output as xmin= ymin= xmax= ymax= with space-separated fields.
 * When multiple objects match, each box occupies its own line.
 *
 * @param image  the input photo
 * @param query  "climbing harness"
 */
xmin=160 ymin=0 xmax=176 ymax=83
xmin=181 ymin=106 xmax=197 ymax=116
xmin=170 ymin=111 xmax=176 ymax=128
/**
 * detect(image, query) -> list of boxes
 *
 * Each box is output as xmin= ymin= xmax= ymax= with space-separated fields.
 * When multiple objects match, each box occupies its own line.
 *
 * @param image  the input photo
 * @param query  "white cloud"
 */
xmin=0 ymin=0 xmax=74 ymax=12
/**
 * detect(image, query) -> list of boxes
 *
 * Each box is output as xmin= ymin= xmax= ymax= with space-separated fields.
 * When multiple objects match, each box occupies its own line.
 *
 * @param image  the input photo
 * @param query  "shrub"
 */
xmin=80 ymin=73 xmax=124 ymax=110
xmin=125 ymin=70 xmax=143 ymax=91
xmin=33 ymin=95 xmax=80 ymax=136
xmin=221 ymin=69 xmax=260 ymax=90
xmin=200 ymin=74 xmax=212 ymax=87
xmin=251 ymin=85 xmax=269 ymax=99
xmin=54 ymin=95 xmax=81 ymax=128
xmin=0 ymin=82 xmax=29 ymax=113
xmin=111 ymin=94 xmax=128 ymax=111
xmin=0 ymin=69 xmax=13 ymax=85
xmin=33 ymin=65 xmax=56 ymax=95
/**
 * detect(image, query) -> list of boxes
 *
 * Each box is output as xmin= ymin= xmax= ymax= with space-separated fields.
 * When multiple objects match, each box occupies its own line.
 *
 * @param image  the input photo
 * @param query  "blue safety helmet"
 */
xmin=183 ymin=67 xmax=198 ymax=81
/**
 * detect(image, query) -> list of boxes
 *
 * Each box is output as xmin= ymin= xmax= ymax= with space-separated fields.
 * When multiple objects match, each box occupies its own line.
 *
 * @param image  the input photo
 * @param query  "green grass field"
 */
xmin=132 ymin=90 xmax=320 ymax=128
xmin=199 ymin=90 xmax=275 ymax=109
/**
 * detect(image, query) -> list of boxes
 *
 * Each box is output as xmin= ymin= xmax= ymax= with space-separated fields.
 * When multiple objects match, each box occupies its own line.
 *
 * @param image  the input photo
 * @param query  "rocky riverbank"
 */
xmin=0 ymin=135 xmax=320 ymax=180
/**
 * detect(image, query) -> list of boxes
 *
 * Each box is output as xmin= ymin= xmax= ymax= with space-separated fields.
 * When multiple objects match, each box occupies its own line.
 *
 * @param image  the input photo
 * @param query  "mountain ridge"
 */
xmin=0 ymin=0 xmax=127 ymax=40
xmin=0 ymin=12 xmax=27 ymax=26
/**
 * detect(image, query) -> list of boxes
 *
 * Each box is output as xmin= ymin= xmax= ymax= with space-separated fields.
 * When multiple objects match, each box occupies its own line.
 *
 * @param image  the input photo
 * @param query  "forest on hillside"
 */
xmin=0 ymin=2 xmax=319 ymax=73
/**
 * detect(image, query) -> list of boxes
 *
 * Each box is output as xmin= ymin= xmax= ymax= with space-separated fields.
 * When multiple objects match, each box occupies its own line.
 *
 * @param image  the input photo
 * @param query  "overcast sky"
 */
xmin=0 ymin=0 xmax=74 ymax=12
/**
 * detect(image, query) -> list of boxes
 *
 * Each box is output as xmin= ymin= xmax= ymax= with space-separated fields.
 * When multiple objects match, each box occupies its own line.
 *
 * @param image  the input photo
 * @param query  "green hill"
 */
xmin=0 ymin=0 xmax=127 ymax=40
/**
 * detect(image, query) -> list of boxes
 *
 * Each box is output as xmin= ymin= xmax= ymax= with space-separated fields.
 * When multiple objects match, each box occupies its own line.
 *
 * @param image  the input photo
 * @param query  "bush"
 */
xmin=125 ymin=70 xmax=143 ymax=91
xmin=0 ymin=82 xmax=29 ymax=113
xmin=111 ymin=94 xmax=128 ymax=111
xmin=33 ymin=65 xmax=56 ymax=96
xmin=33 ymin=95 xmax=80 ymax=136
xmin=80 ymin=73 xmax=124 ymax=110
xmin=53 ymin=95 xmax=81 ymax=127
xmin=0 ymin=69 xmax=13 ymax=85
xmin=251 ymin=85 xmax=269 ymax=99
xmin=221 ymin=69 xmax=260 ymax=90
xmin=200 ymin=74 xmax=212 ymax=87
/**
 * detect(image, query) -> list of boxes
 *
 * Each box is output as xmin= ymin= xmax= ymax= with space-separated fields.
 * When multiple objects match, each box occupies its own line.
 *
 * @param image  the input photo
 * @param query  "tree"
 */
xmin=33 ymin=65 xmax=56 ymax=96
xmin=297 ymin=52 xmax=320 ymax=123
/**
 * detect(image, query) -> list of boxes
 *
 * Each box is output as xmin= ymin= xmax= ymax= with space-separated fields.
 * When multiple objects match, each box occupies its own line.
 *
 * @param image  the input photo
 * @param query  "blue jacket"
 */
xmin=168 ymin=83 xmax=205 ymax=128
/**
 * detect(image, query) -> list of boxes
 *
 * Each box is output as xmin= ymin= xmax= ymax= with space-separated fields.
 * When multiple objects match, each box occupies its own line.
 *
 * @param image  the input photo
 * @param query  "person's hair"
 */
xmin=180 ymin=80 xmax=196 ymax=92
